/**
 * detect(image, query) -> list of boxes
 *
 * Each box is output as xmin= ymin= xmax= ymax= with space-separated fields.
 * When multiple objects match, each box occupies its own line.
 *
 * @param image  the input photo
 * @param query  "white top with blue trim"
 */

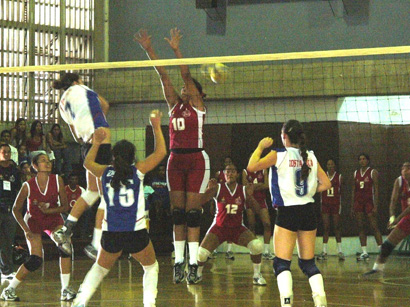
xmin=269 ymin=147 xmax=318 ymax=207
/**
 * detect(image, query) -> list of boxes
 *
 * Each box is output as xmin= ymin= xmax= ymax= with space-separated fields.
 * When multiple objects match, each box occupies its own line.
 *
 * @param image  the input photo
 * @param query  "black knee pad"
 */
xmin=273 ymin=257 xmax=291 ymax=277
xmin=58 ymin=247 xmax=71 ymax=258
xmin=186 ymin=209 xmax=202 ymax=227
xmin=24 ymin=255 xmax=43 ymax=272
xmin=298 ymin=258 xmax=320 ymax=278
xmin=380 ymin=240 xmax=395 ymax=258
xmin=172 ymin=208 xmax=186 ymax=225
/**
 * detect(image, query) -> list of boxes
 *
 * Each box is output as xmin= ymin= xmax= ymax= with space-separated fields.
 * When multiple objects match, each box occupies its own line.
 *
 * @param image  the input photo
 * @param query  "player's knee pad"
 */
xmin=172 ymin=208 xmax=186 ymax=225
xmin=380 ymin=240 xmax=395 ymax=258
xmin=58 ymin=247 xmax=71 ymax=258
xmin=273 ymin=257 xmax=291 ymax=277
xmin=197 ymin=247 xmax=211 ymax=263
xmin=82 ymin=190 xmax=100 ymax=206
xmin=247 ymin=239 xmax=263 ymax=255
xmin=298 ymin=258 xmax=320 ymax=278
xmin=24 ymin=255 xmax=43 ymax=272
xmin=186 ymin=209 xmax=202 ymax=228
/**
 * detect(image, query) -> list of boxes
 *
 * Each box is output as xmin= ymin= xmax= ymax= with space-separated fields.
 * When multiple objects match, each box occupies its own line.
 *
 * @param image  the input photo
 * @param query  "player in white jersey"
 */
xmin=248 ymin=120 xmax=331 ymax=307
xmin=72 ymin=110 xmax=166 ymax=307
xmin=52 ymin=73 xmax=111 ymax=257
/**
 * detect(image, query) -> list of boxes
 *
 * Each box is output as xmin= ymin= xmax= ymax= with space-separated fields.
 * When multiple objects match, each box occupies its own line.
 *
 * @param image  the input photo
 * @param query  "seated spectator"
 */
xmin=47 ymin=124 xmax=72 ymax=176
xmin=19 ymin=161 xmax=34 ymax=183
xmin=1 ymin=130 xmax=18 ymax=165
xmin=26 ymin=120 xmax=54 ymax=161
xmin=151 ymin=165 xmax=170 ymax=219
xmin=17 ymin=144 xmax=30 ymax=166
xmin=10 ymin=118 xmax=27 ymax=148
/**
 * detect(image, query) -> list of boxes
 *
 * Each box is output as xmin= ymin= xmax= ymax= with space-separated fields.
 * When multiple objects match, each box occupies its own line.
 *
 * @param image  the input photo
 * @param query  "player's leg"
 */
xmin=196 ymin=231 xmax=220 ymax=283
xmin=259 ymin=207 xmax=274 ymax=260
xmin=367 ymin=207 xmax=383 ymax=246
xmin=354 ymin=210 xmax=369 ymax=260
xmin=332 ymin=213 xmax=344 ymax=260
xmin=84 ymin=204 xmax=104 ymax=261
xmin=317 ymin=213 xmax=329 ymax=260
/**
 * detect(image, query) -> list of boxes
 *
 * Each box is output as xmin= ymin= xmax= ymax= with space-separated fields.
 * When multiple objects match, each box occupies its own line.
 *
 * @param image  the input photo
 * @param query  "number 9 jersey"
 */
xmin=270 ymin=147 xmax=318 ymax=207
xmin=101 ymin=166 xmax=146 ymax=232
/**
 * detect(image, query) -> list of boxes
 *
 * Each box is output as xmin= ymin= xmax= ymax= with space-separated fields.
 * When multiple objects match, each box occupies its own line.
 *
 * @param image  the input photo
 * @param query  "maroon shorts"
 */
xmin=207 ymin=224 xmax=248 ymax=244
xmin=25 ymin=214 xmax=64 ymax=236
xmin=354 ymin=200 xmax=374 ymax=214
xmin=321 ymin=202 xmax=341 ymax=215
xmin=397 ymin=215 xmax=410 ymax=236
xmin=166 ymin=151 xmax=210 ymax=193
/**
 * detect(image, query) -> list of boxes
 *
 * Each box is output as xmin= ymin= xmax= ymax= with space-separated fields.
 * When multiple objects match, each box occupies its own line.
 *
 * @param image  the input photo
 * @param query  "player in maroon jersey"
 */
xmin=1 ymin=154 xmax=75 ymax=302
xmin=317 ymin=159 xmax=344 ymax=261
xmin=351 ymin=153 xmax=382 ymax=261
xmin=242 ymin=167 xmax=274 ymax=260
xmin=196 ymin=164 xmax=266 ymax=285
xmin=362 ymin=162 xmax=410 ymax=279
xmin=136 ymin=28 xmax=210 ymax=284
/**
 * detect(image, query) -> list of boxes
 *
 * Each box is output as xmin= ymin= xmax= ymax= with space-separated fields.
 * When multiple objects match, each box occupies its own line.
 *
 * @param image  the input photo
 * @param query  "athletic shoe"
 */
xmin=313 ymin=293 xmax=327 ymax=307
xmin=1 ymin=272 xmax=16 ymax=280
xmin=356 ymin=252 xmax=369 ymax=261
xmin=58 ymin=241 xmax=72 ymax=256
xmin=316 ymin=252 xmax=327 ymax=260
xmin=0 ymin=287 xmax=20 ymax=301
xmin=225 ymin=251 xmax=235 ymax=260
xmin=173 ymin=261 xmax=186 ymax=284
xmin=186 ymin=264 xmax=201 ymax=284
xmin=361 ymin=269 xmax=384 ymax=280
xmin=208 ymin=250 xmax=217 ymax=259
xmin=61 ymin=286 xmax=77 ymax=301
xmin=262 ymin=252 xmax=275 ymax=260
xmin=84 ymin=244 xmax=98 ymax=261
xmin=52 ymin=227 xmax=68 ymax=244
xmin=338 ymin=252 xmax=345 ymax=261
xmin=253 ymin=273 xmax=267 ymax=286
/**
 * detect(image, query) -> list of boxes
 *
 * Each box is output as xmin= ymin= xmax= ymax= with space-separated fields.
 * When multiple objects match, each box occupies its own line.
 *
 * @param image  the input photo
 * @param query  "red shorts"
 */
xmin=25 ymin=214 xmax=64 ymax=236
xmin=397 ymin=215 xmax=410 ymax=236
xmin=321 ymin=202 xmax=341 ymax=215
xmin=167 ymin=151 xmax=210 ymax=193
xmin=207 ymin=223 xmax=248 ymax=244
xmin=354 ymin=200 xmax=374 ymax=214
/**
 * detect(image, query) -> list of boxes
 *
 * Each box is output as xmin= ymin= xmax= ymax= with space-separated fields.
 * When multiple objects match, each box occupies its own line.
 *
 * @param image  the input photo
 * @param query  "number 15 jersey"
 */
xmin=214 ymin=183 xmax=246 ymax=228
xmin=101 ymin=166 xmax=146 ymax=232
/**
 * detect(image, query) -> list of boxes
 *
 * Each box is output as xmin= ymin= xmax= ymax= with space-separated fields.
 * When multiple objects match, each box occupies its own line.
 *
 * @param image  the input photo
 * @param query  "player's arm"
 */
xmin=39 ymin=176 xmax=69 ymax=215
xmin=372 ymin=169 xmax=380 ymax=213
xmin=12 ymin=183 xmax=31 ymax=234
xmin=244 ymin=184 xmax=261 ymax=213
xmin=253 ymin=169 xmax=269 ymax=191
xmin=98 ymin=95 xmax=109 ymax=116
xmin=83 ymin=129 xmax=109 ymax=178
xmin=317 ymin=163 xmax=332 ymax=193
xmin=390 ymin=203 xmax=410 ymax=229
xmin=389 ymin=177 xmax=401 ymax=218
xmin=136 ymin=110 xmax=167 ymax=174
xmin=135 ymin=29 xmax=180 ymax=109
xmin=201 ymin=179 xmax=218 ymax=204
xmin=248 ymin=137 xmax=276 ymax=172
xmin=242 ymin=170 xmax=249 ymax=186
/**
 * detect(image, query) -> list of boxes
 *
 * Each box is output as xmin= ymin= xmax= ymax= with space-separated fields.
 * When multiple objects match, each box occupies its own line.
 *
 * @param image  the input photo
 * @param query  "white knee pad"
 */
xmin=197 ymin=247 xmax=211 ymax=263
xmin=82 ymin=190 xmax=100 ymax=206
xmin=247 ymin=239 xmax=263 ymax=255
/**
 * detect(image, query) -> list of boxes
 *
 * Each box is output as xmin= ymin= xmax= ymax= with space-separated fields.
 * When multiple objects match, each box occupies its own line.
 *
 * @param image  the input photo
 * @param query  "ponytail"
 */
xmin=111 ymin=140 xmax=136 ymax=191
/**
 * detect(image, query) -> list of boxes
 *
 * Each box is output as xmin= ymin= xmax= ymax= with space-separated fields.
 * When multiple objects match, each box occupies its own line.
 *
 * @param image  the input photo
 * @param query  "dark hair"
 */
xmin=0 ymin=143 xmax=10 ymax=150
xmin=1 ymin=130 xmax=11 ymax=138
xmin=111 ymin=140 xmax=136 ymax=191
xmin=19 ymin=160 xmax=30 ymax=168
xmin=52 ymin=73 xmax=80 ymax=91
xmin=30 ymin=120 xmax=43 ymax=138
xmin=192 ymin=78 xmax=206 ymax=98
xmin=358 ymin=153 xmax=370 ymax=162
xmin=283 ymin=120 xmax=310 ymax=181
xmin=50 ymin=124 xmax=63 ymax=142
xmin=15 ymin=118 xmax=26 ymax=129
xmin=224 ymin=163 xmax=237 ymax=171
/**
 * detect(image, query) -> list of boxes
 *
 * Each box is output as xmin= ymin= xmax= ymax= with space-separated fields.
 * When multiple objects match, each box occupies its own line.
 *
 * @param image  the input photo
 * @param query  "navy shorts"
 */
xmin=101 ymin=229 xmax=150 ymax=254
xmin=275 ymin=202 xmax=317 ymax=232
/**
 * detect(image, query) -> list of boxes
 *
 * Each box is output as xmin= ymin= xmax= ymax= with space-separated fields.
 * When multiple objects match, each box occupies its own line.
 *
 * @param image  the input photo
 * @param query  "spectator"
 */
xmin=17 ymin=144 xmax=30 ymax=166
xmin=1 ymin=130 xmax=18 ymax=165
xmin=26 ymin=120 xmax=54 ymax=162
xmin=10 ymin=118 xmax=27 ymax=148
xmin=47 ymin=124 xmax=72 ymax=176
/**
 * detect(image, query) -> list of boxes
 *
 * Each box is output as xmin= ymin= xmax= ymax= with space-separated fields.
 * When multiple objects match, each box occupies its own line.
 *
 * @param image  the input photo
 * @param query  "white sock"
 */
xmin=77 ymin=263 xmax=109 ymax=303
xmin=337 ymin=243 xmax=342 ymax=253
xmin=174 ymin=241 xmax=186 ymax=264
xmin=264 ymin=244 xmax=270 ymax=254
xmin=197 ymin=265 xmax=204 ymax=277
xmin=188 ymin=242 xmax=199 ymax=265
xmin=361 ymin=246 xmax=368 ymax=254
xmin=308 ymin=274 xmax=326 ymax=296
xmin=60 ymin=273 xmax=70 ymax=290
xmin=143 ymin=261 xmax=158 ymax=306
xmin=373 ymin=262 xmax=385 ymax=271
xmin=227 ymin=243 xmax=232 ymax=253
xmin=323 ymin=243 xmax=327 ymax=254
xmin=8 ymin=277 xmax=21 ymax=290
xmin=253 ymin=263 xmax=261 ymax=278
xmin=91 ymin=228 xmax=102 ymax=250
xmin=277 ymin=271 xmax=293 ymax=302
xmin=67 ymin=215 xmax=78 ymax=222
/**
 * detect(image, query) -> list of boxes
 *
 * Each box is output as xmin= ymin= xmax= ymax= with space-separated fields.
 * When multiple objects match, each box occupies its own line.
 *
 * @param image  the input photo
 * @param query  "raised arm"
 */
xmin=136 ymin=110 xmax=167 ymax=174
xmin=316 ymin=163 xmax=332 ymax=193
xmin=135 ymin=29 xmax=180 ymax=109
xmin=248 ymin=137 xmax=277 ymax=172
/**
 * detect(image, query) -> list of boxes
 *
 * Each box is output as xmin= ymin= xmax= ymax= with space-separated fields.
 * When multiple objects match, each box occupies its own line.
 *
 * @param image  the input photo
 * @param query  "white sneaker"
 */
xmin=356 ymin=252 xmax=369 ymax=261
xmin=313 ymin=293 xmax=327 ymax=307
xmin=61 ymin=286 xmax=77 ymax=301
xmin=0 ymin=287 xmax=20 ymax=301
xmin=316 ymin=252 xmax=327 ymax=260
xmin=252 ymin=273 xmax=267 ymax=286
xmin=1 ymin=272 xmax=16 ymax=280
xmin=262 ymin=252 xmax=275 ymax=260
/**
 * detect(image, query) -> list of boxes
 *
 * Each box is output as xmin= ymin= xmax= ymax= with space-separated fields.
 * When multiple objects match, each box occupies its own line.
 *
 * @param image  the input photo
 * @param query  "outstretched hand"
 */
xmin=164 ymin=28 xmax=182 ymax=51
xmin=258 ymin=137 xmax=274 ymax=150
xmin=135 ymin=29 xmax=152 ymax=50
xmin=149 ymin=109 xmax=163 ymax=127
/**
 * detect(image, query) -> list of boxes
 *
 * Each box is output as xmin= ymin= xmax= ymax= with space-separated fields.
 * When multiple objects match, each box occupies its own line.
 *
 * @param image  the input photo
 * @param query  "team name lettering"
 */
xmin=289 ymin=159 xmax=313 ymax=167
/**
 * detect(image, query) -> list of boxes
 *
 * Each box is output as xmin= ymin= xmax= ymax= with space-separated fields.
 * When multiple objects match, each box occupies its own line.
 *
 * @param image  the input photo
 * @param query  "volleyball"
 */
xmin=209 ymin=63 xmax=229 ymax=84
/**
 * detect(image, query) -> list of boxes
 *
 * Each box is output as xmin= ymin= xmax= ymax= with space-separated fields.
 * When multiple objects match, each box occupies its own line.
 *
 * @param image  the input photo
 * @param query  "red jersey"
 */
xmin=399 ymin=176 xmax=410 ymax=212
xmin=321 ymin=172 xmax=341 ymax=205
xmin=169 ymin=102 xmax=205 ymax=149
xmin=216 ymin=170 xmax=226 ymax=183
xmin=354 ymin=167 xmax=374 ymax=203
xmin=65 ymin=185 xmax=84 ymax=209
xmin=243 ymin=169 xmax=267 ymax=203
xmin=25 ymin=174 xmax=60 ymax=220
xmin=214 ymin=183 xmax=246 ymax=228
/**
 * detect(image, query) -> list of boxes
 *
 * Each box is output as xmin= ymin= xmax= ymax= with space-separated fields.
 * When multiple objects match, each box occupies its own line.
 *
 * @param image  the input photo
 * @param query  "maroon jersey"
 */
xmin=216 ymin=170 xmax=226 ymax=183
xmin=65 ymin=185 xmax=83 ymax=209
xmin=243 ymin=169 xmax=267 ymax=203
xmin=321 ymin=172 xmax=341 ymax=205
xmin=354 ymin=167 xmax=374 ymax=203
xmin=399 ymin=176 xmax=410 ymax=212
xmin=25 ymin=174 xmax=60 ymax=220
xmin=214 ymin=183 xmax=246 ymax=228
xmin=169 ymin=102 xmax=205 ymax=149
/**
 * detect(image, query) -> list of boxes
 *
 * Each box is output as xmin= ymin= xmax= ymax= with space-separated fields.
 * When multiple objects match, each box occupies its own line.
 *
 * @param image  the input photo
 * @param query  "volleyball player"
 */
xmin=317 ymin=159 xmax=344 ymax=261
xmin=136 ymin=28 xmax=210 ymax=284
xmin=242 ymin=167 xmax=274 ymax=260
xmin=351 ymin=153 xmax=383 ymax=261
xmin=51 ymin=73 xmax=111 ymax=257
xmin=1 ymin=154 xmax=75 ymax=302
xmin=72 ymin=110 xmax=166 ymax=307
xmin=248 ymin=120 xmax=331 ymax=307
xmin=362 ymin=162 xmax=410 ymax=279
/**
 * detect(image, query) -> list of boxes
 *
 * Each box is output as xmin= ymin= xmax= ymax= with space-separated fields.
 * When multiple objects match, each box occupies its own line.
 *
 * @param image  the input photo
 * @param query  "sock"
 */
xmin=264 ymin=244 xmax=270 ymax=254
xmin=174 ymin=241 xmax=186 ymax=264
xmin=253 ymin=263 xmax=261 ymax=278
xmin=197 ymin=265 xmax=204 ymax=277
xmin=67 ymin=215 xmax=78 ymax=223
xmin=323 ymin=243 xmax=327 ymax=254
xmin=373 ymin=262 xmax=385 ymax=271
xmin=277 ymin=271 xmax=293 ymax=302
xmin=188 ymin=242 xmax=199 ymax=265
xmin=77 ymin=263 xmax=109 ymax=304
xmin=143 ymin=261 xmax=158 ymax=306
xmin=361 ymin=246 xmax=368 ymax=254
xmin=337 ymin=243 xmax=342 ymax=253
xmin=8 ymin=277 xmax=21 ymax=290
xmin=60 ymin=273 xmax=70 ymax=290
xmin=308 ymin=274 xmax=326 ymax=296
xmin=64 ymin=217 xmax=78 ymax=236
xmin=91 ymin=228 xmax=102 ymax=250
xmin=227 ymin=243 xmax=232 ymax=253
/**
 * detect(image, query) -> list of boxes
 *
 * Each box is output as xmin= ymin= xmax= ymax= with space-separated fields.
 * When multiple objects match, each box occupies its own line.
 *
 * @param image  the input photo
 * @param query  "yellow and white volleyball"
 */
xmin=209 ymin=63 xmax=229 ymax=84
